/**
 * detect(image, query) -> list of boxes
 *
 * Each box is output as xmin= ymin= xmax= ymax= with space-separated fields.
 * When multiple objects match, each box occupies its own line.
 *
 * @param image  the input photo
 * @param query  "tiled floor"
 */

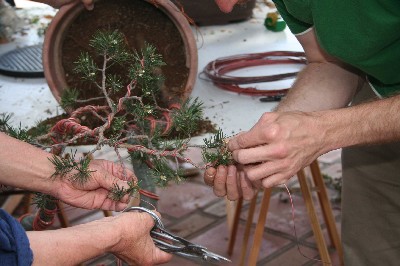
xmin=155 ymin=149 xmax=342 ymax=266
xmin=17 ymin=148 xmax=342 ymax=266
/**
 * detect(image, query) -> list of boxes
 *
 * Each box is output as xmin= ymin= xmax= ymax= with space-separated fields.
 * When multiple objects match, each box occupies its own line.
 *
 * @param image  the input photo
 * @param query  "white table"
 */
xmin=0 ymin=1 xmax=303 ymax=139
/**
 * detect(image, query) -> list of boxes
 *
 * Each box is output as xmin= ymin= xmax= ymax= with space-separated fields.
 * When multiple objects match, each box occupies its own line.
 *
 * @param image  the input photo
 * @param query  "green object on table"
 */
xmin=264 ymin=12 xmax=286 ymax=32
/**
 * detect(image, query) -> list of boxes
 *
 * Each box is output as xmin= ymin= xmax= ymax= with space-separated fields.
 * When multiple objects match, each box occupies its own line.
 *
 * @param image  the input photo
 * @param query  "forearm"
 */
xmin=28 ymin=216 xmax=118 ymax=265
xmin=0 ymin=133 xmax=58 ymax=194
xmin=276 ymin=62 xmax=361 ymax=112
xmin=316 ymin=94 xmax=400 ymax=152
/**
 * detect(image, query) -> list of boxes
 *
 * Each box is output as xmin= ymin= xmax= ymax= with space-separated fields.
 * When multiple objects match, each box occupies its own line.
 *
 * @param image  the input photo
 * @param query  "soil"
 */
xmin=36 ymin=0 xmax=216 ymax=145
xmin=61 ymin=0 xmax=190 ymax=108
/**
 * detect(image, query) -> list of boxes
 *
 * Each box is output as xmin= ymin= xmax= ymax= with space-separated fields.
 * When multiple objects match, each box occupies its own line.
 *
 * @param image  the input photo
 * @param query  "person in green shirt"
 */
xmin=207 ymin=1 xmax=400 ymax=265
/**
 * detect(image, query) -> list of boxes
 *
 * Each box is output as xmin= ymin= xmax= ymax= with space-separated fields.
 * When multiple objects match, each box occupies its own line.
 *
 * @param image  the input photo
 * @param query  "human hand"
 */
xmin=27 ymin=210 xmax=172 ymax=265
xmin=34 ymin=0 xmax=94 ymax=10
xmin=203 ymin=165 xmax=260 ymax=201
xmin=228 ymin=111 xmax=325 ymax=188
xmin=111 ymin=211 xmax=172 ymax=265
xmin=53 ymin=159 xmax=137 ymax=211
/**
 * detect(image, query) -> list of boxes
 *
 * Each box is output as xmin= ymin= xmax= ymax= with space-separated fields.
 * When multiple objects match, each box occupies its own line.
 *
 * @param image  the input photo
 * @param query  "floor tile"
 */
xmin=156 ymin=181 xmax=218 ymax=218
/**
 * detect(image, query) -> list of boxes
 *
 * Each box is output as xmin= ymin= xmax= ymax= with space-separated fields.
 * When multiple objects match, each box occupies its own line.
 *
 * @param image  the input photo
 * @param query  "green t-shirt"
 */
xmin=273 ymin=0 xmax=400 ymax=97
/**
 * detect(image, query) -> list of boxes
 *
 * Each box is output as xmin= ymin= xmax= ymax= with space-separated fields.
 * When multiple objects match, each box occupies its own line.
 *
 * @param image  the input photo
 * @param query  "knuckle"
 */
xmin=215 ymin=178 xmax=226 ymax=185
xmin=227 ymin=194 xmax=238 ymax=201
xmin=262 ymin=178 xmax=272 ymax=188
xmin=263 ymin=124 xmax=280 ymax=140
xmin=236 ymin=134 xmax=247 ymax=148
xmin=217 ymin=165 xmax=227 ymax=175
xmin=275 ymin=143 xmax=288 ymax=158
xmin=245 ymin=169 xmax=257 ymax=181
xmin=234 ymin=151 xmax=246 ymax=164
xmin=226 ymin=175 xmax=236 ymax=185
xmin=260 ymin=112 xmax=270 ymax=122
xmin=214 ymin=189 xmax=226 ymax=197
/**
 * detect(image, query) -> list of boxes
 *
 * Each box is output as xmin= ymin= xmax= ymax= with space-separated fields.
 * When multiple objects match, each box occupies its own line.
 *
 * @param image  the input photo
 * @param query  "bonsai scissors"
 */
xmin=123 ymin=206 xmax=231 ymax=264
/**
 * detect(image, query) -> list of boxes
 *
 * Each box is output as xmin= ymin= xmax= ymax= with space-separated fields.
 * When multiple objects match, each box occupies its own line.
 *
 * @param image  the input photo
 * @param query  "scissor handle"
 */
xmin=122 ymin=206 xmax=164 ymax=229
xmin=122 ymin=206 xmax=231 ymax=263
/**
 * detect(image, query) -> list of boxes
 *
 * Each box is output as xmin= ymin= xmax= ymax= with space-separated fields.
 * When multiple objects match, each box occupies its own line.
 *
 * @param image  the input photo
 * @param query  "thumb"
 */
xmin=98 ymin=173 xmax=135 ymax=195
xmin=228 ymin=130 xmax=257 ymax=151
xmin=228 ymin=113 xmax=275 ymax=150
xmin=139 ymin=211 xmax=174 ymax=264
xmin=152 ymin=248 xmax=173 ymax=264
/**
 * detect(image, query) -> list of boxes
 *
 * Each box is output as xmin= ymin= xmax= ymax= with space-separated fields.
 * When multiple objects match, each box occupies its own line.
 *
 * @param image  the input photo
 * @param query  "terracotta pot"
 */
xmin=43 ymin=0 xmax=198 ymax=105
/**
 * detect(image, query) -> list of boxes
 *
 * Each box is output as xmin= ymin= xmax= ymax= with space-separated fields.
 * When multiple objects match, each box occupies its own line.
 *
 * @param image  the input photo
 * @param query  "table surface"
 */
xmin=0 ymin=1 xmax=304 ymax=144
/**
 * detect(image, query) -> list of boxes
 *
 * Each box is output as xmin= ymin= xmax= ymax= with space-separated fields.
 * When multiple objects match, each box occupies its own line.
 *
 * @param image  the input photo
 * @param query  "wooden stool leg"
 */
xmin=297 ymin=168 xmax=331 ymax=264
xmin=56 ymin=202 xmax=70 ymax=228
xmin=239 ymin=191 xmax=259 ymax=266
xmin=103 ymin=210 xmax=113 ymax=217
xmin=24 ymin=193 xmax=33 ymax=214
xmin=227 ymin=197 xmax=243 ymax=255
xmin=225 ymin=197 xmax=236 ymax=233
xmin=310 ymin=160 xmax=344 ymax=265
xmin=2 ymin=194 xmax=25 ymax=214
xmin=247 ymin=188 xmax=272 ymax=266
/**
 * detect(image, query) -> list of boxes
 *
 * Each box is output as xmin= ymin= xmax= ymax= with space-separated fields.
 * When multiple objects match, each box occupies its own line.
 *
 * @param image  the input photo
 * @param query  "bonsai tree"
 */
xmin=0 ymin=29 xmax=231 ymax=230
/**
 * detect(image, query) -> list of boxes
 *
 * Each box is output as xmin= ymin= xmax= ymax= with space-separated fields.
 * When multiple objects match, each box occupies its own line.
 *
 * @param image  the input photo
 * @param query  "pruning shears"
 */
xmin=123 ymin=206 xmax=231 ymax=264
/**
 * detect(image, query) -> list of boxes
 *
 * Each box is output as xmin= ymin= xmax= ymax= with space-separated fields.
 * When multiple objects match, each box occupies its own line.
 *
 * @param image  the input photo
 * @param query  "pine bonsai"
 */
xmin=0 ymin=29 xmax=231 ymax=230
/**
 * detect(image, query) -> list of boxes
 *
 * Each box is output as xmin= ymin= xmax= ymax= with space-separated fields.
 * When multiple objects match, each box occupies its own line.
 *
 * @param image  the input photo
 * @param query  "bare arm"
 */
xmin=0 ymin=132 xmax=59 ymax=194
xmin=276 ymin=28 xmax=363 ymax=112
xmin=28 ymin=212 xmax=172 ymax=265
xmin=316 ymin=94 xmax=400 ymax=152
xmin=204 ymin=28 xmax=363 ymax=198
xmin=0 ymin=132 xmax=135 ymax=211
xmin=228 ymin=29 xmax=400 ymax=188
xmin=276 ymin=28 xmax=400 ymax=150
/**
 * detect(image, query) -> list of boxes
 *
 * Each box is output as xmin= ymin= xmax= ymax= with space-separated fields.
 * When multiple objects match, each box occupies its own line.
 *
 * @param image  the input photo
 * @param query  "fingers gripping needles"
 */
xmin=123 ymin=207 xmax=231 ymax=264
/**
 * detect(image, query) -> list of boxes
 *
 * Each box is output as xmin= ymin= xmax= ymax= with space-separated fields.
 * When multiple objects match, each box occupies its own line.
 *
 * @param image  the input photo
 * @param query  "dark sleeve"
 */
xmin=272 ymin=0 xmax=313 ymax=34
xmin=0 ymin=209 xmax=33 ymax=266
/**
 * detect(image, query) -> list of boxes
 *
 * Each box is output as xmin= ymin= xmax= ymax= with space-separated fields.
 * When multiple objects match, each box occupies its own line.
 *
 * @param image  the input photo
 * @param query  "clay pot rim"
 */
xmin=43 ymin=0 xmax=198 ymax=103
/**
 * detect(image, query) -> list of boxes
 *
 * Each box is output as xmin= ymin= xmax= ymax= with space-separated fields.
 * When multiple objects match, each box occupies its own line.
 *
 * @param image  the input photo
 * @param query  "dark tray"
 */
xmin=0 ymin=44 xmax=44 ymax=78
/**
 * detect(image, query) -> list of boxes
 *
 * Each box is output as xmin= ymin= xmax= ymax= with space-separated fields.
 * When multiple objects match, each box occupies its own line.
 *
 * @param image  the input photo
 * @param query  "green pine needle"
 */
xmin=0 ymin=113 xmax=12 ymax=131
xmin=129 ymin=43 xmax=165 ymax=99
xmin=33 ymin=192 xmax=57 ymax=210
xmin=172 ymin=97 xmax=203 ymax=136
xmin=90 ymin=30 xmax=131 ymax=64
xmin=202 ymin=129 xmax=234 ymax=167
xmin=73 ymin=52 xmax=98 ymax=82
xmin=150 ymin=158 xmax=184 ymax=187
xmin=60 ymin=88 xmax=80 ymax=110
xmin=5 ymin=123 xmax=34 ymax=143
xmin=108 ymin=180 xmax=139 ymax=201
xmin=49 ymin=154 xmax=95 ymax=185
xmin=106 ymin=74 xmax=123 ymax=93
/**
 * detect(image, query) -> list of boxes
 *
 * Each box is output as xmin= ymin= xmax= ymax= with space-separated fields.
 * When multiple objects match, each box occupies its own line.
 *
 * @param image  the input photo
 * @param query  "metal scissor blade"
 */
xmin=123 ymin=206 xmax=231 ymax=263
xmin=151 ymin=229 xmax=231 ymax=263
xmin=200 ymin=248 xmax=232 ymax=263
